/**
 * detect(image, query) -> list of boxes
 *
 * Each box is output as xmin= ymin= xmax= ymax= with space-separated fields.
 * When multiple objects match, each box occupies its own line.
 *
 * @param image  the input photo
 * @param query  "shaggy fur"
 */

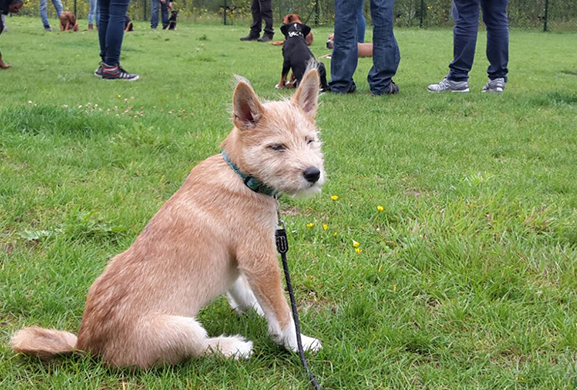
xmin=59 ymin=11 xmax=78 ymax=31
xmin=11 ymin=70 xmax=325 ymax=369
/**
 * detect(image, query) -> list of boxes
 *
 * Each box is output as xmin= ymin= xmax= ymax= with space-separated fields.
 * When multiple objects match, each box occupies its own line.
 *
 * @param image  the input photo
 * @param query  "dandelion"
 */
xmin=322 ymin=224 xmax=328 ymax=231
xmin=333 ymin=232 xmax=338 ymax=237
xmin=352 ymin=240 xmax=360 ymax=248
xmin=355 ymin=248 xmax=362 ymax=254
xmin=331 ymin=195 xmax=339 ymax=201
xmin=377 ymin=205 xmax=384 ymax=212
xmin=306 ymin=223 xmax=315 ymax=228
xmin=117 ymin=95 xmax=121 ymax=98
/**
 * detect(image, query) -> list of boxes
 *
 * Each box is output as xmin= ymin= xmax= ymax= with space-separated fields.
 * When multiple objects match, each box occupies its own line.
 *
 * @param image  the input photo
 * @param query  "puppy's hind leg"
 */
xmin=227 ymin=274 xmax=265 ymax=316
xmin=276 ymin=59 xmax=291 ymax=89
xmin=121 ymin=315 xmax=253 ymax=368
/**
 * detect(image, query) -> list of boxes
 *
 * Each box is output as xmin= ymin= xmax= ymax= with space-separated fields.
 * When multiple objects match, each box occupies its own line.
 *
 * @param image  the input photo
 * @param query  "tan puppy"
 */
xmin=11 ymin=69 xmax=325 ymax=369
xmin=60 ymin=11 xmax=79 ymax=31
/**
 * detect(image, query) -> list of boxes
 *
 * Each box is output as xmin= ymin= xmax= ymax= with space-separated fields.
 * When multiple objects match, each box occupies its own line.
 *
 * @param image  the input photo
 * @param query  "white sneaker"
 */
xmin=482 ymin=78 xmax=505 ymax=93
xmin=428 ymin=77 xmax=469 ymax=93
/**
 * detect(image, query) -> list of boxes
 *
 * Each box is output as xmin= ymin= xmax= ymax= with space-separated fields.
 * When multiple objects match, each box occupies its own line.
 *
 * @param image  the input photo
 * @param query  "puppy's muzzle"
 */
xmin=326 ymin=40 xmax=334 ymax=50
xmin=303 ymin=167 xmax=321 ymax=183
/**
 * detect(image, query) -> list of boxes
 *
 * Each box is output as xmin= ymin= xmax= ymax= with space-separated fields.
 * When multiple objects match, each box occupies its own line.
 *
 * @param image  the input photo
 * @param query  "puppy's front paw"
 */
xmin=285 ymin=334 xmax=322 ymax=353
xmin=300 ymin=334 xmax=322 ymax=353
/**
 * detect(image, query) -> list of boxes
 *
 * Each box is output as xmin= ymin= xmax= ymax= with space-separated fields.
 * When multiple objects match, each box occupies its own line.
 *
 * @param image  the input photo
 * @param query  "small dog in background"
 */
xmin=11 ymin=69 xmax=324 ymax=369
xmin=271 ymin=13 xmax=313 ymax=46
xmin=124 ymin=15 xmax=133 ymax=32
xmin=165 ymin=10 xmax=179 ymax=30
xmin=276 ymin=22 xmax=329 ymax=92
xmin=60 ymin=11 xmax=78 ymax=31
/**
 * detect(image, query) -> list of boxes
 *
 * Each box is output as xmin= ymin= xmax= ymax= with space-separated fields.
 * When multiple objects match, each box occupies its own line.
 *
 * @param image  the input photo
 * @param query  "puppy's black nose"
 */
xmin=303 ymin=167 xmax=321 ymax=183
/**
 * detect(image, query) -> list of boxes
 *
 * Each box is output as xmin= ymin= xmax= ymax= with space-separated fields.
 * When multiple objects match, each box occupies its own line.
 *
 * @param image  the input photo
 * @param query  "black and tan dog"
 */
xmin=276 ymin=22 xmax=329 ymax=92
xmin=165 ymin=10 xmax=178 ymax=30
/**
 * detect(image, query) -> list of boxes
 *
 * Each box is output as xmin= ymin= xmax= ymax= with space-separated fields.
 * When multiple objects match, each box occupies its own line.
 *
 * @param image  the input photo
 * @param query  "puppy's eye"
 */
xmin=306 ymin=138 xmax=316 ymax=145
xmin=269 ymin=144 xmax=287 ymax=151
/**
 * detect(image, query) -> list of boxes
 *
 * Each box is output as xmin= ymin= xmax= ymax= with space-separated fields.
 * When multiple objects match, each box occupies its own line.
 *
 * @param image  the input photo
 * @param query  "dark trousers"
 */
xmin=250 ymin=0 xmax=273 ymax=36
xmin=448 ymin=0 xmax=509 ymax=82
xmin=330 ymin=0 xmax=400 ymax=95
xmin=98 ymin=0 xmax=129 ymax=65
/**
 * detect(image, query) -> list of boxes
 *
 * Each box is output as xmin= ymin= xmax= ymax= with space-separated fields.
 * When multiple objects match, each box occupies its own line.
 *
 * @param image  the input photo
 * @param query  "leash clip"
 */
xmin=275 ymin=223 xmax=289 ymax=254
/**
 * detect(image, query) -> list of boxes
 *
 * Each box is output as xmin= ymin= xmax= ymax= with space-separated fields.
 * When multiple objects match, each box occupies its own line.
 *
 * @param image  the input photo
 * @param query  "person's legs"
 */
xmin=368 ymin=0 xmax=399 ymax=95
xmin=150 ymin=0 xmax=160 ymax=29
xmin=357 ymin=0 xmax=366 ymax=43
xmin=161 ymin=1 xmax=169 ymax=29
xmin=39 ymin=0 xmax=50 ymax=28
xmin=260 ymin=0 xmax=273 ymax=37
xmin=51 ymin=0 xmax=63 ymax=17
xmin=329 ymin=0 xmax=362 ymax=93
xmin=98 ymin=0 xmax=110 ymax=62
xmin=103 ymin=0 xmax=129 ymax=65
xmin=88 ymin=0 xmax=97 ymax=25
xmin=249 ymin=0 xmax=262 ymax=35
xmin=481 ymin=0 xmax=508 ymax=81
xmin=448 ymin=0 xmax=480 ymax=81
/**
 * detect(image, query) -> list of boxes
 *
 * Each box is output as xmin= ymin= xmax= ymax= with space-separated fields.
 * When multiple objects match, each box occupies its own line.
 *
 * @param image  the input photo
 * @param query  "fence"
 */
xmin=17 ymin=0 xmax=577 ymax=31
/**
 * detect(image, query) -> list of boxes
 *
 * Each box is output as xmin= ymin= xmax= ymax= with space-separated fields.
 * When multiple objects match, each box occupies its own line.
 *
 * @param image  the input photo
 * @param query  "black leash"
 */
xmin=275 ymin=219 xmax=324 ymax=390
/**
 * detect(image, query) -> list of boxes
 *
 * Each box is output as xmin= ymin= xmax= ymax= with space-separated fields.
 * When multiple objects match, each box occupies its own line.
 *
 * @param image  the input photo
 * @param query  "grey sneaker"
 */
xmin=482 ymin=78 xmax=505 ymax=93
xmin=428 ymin=77 xmax=469 ymax=93
xmin=43 ymin=25 xmax=52 ymax=32
xmin=94 ymin=63 xmax=103 ymax=77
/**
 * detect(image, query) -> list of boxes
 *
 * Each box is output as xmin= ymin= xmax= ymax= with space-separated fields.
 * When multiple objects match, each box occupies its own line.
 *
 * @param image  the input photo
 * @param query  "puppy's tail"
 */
xmin=11 ymin=326 xmax=77 ymax=360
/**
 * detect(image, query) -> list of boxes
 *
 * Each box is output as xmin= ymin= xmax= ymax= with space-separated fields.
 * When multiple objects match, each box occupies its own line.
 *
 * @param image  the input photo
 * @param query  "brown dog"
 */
xmin=271 ymin=13 xmax=313 ymax=46
xmin=11 ymin=69 xmax=325 ymax=369
xmin=60 ymin=11 xmax=78 ymax=31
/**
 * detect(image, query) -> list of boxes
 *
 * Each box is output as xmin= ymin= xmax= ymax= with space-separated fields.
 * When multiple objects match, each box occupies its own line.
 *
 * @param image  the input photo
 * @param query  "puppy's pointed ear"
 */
xmin=233 ymin=80 xmax=265 ymax=130
xmin=292 ymin=68 xmax=319 ymax=119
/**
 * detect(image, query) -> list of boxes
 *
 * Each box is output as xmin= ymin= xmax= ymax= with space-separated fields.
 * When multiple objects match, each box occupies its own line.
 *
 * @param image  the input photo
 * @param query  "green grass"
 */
xmin=2 ymin=16 xmax=577 ymax=390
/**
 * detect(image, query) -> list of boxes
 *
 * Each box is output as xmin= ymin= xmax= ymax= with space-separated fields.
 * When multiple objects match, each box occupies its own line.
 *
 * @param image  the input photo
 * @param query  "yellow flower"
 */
xmin=355 ymin=248 xmax=362 ymax=254
xmin=306 ymin=223 xmax=315 ymax=228
xmin=331 ymin=195 xmax=339 ymax=201
xmin=117 ymin=95 xmax=121 ymax=98
xmin=377 ymin=205 xmax=384 ymax=212
xmin=352 ymin=240 xmax=360 ymax=248
xmin=322 ymin=224 xmax=328 ymax=230
xmin=333 ymin=232 xmax=338 ymax=237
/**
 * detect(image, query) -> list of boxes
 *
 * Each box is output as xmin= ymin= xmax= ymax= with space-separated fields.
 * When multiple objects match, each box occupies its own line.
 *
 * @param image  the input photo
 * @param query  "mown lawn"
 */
xmin=1 ymin=16 xmax=577 ymax=390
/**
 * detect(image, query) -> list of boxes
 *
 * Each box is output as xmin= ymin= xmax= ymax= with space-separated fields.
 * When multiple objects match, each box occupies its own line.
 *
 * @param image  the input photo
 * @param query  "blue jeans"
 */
xmin=88 ymin=0 xmax=99 ymax=25
xmin=150 ymin=0 xmax=169 ymax=29
xmin=357 ymin=1 xmax=365 ymax=43
xmin=98 ymin=0 xmax=129 ymax=65
xmin=39 ymin=0 xmax=63 ymax=27
xmin=448 ymin=0 xmax=509 ymax=81
xmin=330 ymin=0 xmax=400 ymax=95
